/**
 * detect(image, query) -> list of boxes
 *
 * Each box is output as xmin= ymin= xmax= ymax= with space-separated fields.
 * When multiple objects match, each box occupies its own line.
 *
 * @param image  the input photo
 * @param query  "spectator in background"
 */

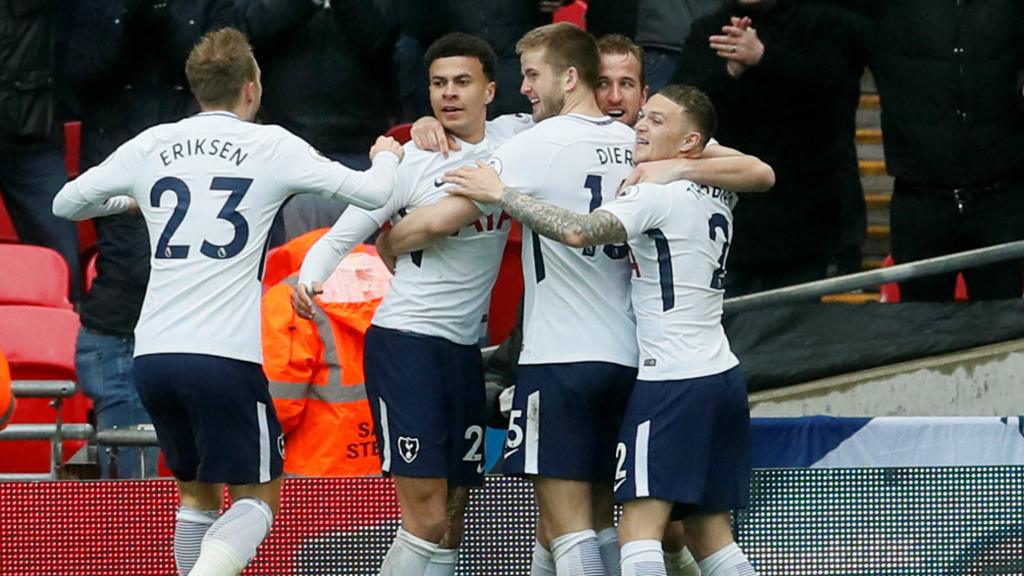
xmin=236 ymin=0 xmax=398 ymax=241
xmin=0 ymin=0 xmax=82 ymax=302
xmin=673 ymin=0 xmax=860 ymax=296
xmin=869 ymin=0 xmax=1024 ymax=301
xmin=65 ymin=0 xmax=233 ymax=479
xmin=262 ymin=232 xmax=390 ymax=479
xmin=588 ymin=0 xmax=725 ymax=93
xmin=395 ymin=1 xmax=565 ymax=121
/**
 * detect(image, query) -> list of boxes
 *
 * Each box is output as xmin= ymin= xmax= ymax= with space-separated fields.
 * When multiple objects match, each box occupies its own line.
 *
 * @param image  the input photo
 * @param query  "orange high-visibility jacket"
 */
xmin=261 ymin=231 xmax=386 ymax=477
xmin=0 ymin=349 xmax=13 ymax=431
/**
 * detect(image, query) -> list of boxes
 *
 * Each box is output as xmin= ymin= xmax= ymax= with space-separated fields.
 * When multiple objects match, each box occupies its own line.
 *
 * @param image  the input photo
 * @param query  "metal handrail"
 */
xmin=0 ymin=424 xmax=94 ymax=441
xmin=725 ymin=240 xmax=1024 ymax=314
xmin=11 ymin=380 xmax=77 ymax=398
xmin=96 ymin=428 xmax=158 ymax=447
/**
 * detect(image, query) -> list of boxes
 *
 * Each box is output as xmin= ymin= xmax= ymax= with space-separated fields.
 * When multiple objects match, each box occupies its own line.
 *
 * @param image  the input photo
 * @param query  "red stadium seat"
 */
xmin=0 ymin=306 xmax=89 ymax=473
xmin=64 ymin=121 xmax=82 ymax=179
xmin=0 ymin=193 xmax=17 ymax=243
xmin=0 ymin=244 xmax=73 ymax=309
xmin=385 ymin=123 xmax=413 ymax=145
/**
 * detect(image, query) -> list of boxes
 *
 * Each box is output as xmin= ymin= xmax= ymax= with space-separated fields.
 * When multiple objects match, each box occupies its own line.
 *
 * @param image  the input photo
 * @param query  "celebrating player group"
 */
xmin=54 ymin=20 xmax=775 ymax=576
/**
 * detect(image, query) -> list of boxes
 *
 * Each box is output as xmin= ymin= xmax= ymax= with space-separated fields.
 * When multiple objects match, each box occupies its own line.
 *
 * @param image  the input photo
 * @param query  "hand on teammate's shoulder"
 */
xmin=370 ymin=136 xmax=405 ymax=162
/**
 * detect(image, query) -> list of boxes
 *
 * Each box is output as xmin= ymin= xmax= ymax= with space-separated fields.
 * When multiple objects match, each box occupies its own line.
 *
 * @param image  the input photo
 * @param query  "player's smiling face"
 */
xmin=596 ymin=52 xmax=648 ymax=127
xmin=520 ymin=48 xmax=566 ymax=123
xmin=429 ymin=56 xmax=494 ymax=142
xmin=634 ymin=94 xmax=693 ymax=163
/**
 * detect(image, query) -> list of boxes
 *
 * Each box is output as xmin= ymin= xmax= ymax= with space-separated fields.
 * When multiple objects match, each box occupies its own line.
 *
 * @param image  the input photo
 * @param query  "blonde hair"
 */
xmin=516 ymin=23 xmax=599 ymax=89
xmin=185 ymin=28 xmax=258 ymax=108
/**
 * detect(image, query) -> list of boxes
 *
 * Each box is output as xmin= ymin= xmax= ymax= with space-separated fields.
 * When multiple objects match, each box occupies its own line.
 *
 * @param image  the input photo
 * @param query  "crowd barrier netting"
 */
xmin=2 ymin=467 xmax=1023 ymax=575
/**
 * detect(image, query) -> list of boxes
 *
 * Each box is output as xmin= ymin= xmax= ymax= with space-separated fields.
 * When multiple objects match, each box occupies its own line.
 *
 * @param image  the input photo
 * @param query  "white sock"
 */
xmin=424 ymin=547 xmax=458 ymax=576
xmin=665 ymin=547 xmax=701 ymax=576
xmin=175 ymin=506 xmax=219 ymax=576
xmin=621 ymin=539 xmax=667 ymax=576
xmin=551 ymin=529 xmax=604 ymax=576
xmin=597 ymin=527 xmax=621 ymax=576
xmin=189 ymin=498 xmax=273 ymax=576
xmin=530 ymin=540 xmax=556 ymax=576
xmin=697 ymin=543 xmax=757 ymax=576
xmin=379 ymin=527 xmax=438 ymax=576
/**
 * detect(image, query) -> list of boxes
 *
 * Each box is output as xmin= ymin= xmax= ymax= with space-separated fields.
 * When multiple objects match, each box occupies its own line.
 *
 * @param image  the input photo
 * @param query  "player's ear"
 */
xmin=679 ymin=132 xmax=703 ymax=154
xmin=484 ymin=81 xmax=496 ymax=105
xmin=564 ymin=66 xmax=579 ymax=91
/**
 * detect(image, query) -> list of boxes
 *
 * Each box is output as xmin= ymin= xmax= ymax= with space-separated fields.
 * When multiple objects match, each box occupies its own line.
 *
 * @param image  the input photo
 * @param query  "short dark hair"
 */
xmin=424 ymin=33 xmax=498 ymax=82
xmin=656 ymin=84 xmax=717 ymax=144
xmin=185 ymin=28 xmax=258 ymax=108
xmin=516 ymin=23 xmax=600 ymax=90
xmin=596 ymin=34 xmax=646 ymax=87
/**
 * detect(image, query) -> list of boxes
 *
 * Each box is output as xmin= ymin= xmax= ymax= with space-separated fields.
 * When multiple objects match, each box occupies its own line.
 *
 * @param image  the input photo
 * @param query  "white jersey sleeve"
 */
xmin=298 ymin=170 xmax=412 ymax=286
xmin=272 ymin=131 xmax=399 ymax=211
xmin=52 ymin=134 xmax=149 ymax=220
xmin=596 ymin=184 xmax=671 ymax=242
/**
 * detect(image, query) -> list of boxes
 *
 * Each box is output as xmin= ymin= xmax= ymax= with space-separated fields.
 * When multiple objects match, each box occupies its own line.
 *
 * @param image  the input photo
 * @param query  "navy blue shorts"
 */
xmin=133 ymin=353 xmax=284 ymax=485
xmin=614 ymin=366 xmax=751 ymax=516
xmin=363 ymin=326 xmax=486 ymax=487
xmin=503 ymin=362 xmax=636 ymax=482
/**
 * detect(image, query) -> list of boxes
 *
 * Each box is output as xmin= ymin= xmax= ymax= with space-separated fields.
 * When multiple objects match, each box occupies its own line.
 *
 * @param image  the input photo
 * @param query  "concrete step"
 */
xmin=861 ymin=173 xmax=894 ymax=195
xmin=821 ymin=292 xmax=881 ymax=305
xmin=862 ymin=257 xmax=886 ymax=270
xmin=856 ymin=128 xmax=882 ymax=145
xmin=859 ymin=159 xmax=887 ymax=176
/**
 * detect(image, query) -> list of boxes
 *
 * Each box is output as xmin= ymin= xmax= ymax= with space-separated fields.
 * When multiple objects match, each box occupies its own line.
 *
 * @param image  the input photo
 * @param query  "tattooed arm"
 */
xmin=443 ymin=160 xmax=627 ymax=248
xmin=499 ymin=187 xmax=627 ymax=248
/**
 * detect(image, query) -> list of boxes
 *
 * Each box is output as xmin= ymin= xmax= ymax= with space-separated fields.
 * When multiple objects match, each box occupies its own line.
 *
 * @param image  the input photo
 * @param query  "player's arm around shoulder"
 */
xmin=376 ymin=195 xmax=483 ymax=258
xmin=444 ymin=161 xmax=628 ymax=249
xmin=624 ymin=143 xmax=775 ymax=193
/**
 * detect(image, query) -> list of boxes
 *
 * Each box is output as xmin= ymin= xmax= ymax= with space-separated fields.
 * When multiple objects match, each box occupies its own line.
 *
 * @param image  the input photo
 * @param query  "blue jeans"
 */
xmin=0 ymin=147 xmax=82 ymax=301
xmin=75 ymin=327 xmax=158 ymax=478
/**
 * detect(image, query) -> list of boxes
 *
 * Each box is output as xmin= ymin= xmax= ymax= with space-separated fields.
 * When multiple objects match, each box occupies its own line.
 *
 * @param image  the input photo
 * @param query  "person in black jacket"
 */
xmin=673 ymin=0 xmax=862 ymax=296
xmin=0 ymin=0 xmax=82 ymax=302
xmin=869 ymin=0 xmax=1024 ymax=301
xmin=65 ymin=0 xmax=233 ymax=482
xmin=236 ymin=0 xmax=398 ymax=240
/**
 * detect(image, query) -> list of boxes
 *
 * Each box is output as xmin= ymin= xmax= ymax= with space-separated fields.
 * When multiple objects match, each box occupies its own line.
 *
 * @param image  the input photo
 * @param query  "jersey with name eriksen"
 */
xmin=300 ymin=115 xmax=532 ymax=345
xmin=60 ymin=112 xmax=397 ymax=363
xmin=599 ymin=180 xmax=740 ymax=380
xmin=486 ymin=114 xmax=638 ymax=367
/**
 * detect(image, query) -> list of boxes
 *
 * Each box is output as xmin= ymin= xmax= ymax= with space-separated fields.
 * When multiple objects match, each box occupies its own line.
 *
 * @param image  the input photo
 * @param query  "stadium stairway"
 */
xmin=823 ymin=72 xmax=891 ymax=305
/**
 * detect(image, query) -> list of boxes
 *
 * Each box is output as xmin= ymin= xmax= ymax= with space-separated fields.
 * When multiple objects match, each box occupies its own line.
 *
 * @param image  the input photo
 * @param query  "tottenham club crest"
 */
xmin=398 ymin=436 xmax=420 ymax=464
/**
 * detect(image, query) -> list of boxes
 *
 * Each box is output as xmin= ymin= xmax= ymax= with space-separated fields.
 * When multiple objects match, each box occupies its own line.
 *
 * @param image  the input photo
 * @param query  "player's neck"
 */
xmin=450 ymin=123 xmax=486 ymax=145
xmin=200 ymin=103 xmax=250 ymax=121
xmin=559 ymin=91 xmax=604 ymax=119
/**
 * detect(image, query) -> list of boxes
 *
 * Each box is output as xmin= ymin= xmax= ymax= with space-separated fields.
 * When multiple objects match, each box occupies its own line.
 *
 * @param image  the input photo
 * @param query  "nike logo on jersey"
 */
xmin=434 ymin=176 xmax=446 ymax=188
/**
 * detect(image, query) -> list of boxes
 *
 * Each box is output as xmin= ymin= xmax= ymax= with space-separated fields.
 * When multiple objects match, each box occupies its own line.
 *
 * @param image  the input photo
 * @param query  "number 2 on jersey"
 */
xmin=151 ymin=176 xmax=252 ymax=260
xmin=647 ymin=212 xmax=731 ymax=310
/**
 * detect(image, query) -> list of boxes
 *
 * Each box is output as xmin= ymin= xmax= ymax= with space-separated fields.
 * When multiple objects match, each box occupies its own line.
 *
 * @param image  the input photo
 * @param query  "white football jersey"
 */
xmin=485 ymin=114 xmax=638 ymax=367
xmin=598 ymin=180 xmax=740 ymax=380
xmin=300 ymin=115 xmax=532 ymax=345
xmin=53 ymin=111 xmax=399 ymax=363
